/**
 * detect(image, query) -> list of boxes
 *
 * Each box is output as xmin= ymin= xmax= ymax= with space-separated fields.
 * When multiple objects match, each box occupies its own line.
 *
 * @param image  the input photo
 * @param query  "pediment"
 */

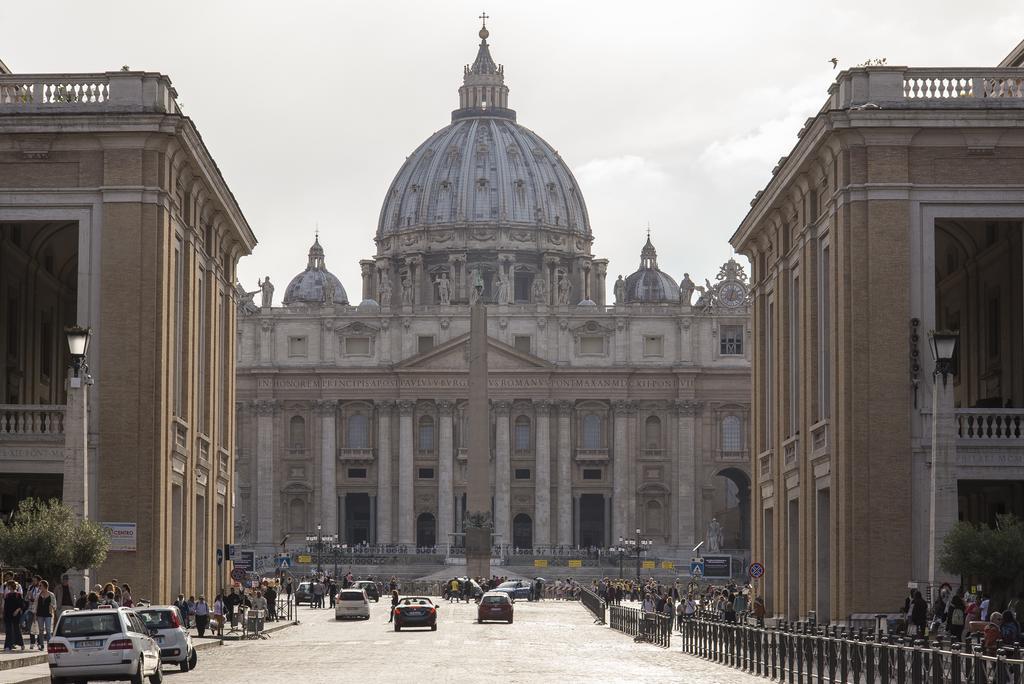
xmin=396 ymin=333 xmax=552 ymax=371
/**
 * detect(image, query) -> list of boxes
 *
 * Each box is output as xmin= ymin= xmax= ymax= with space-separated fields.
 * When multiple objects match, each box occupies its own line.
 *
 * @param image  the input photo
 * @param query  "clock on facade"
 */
xmin=719 ymin=281 xmax=746 ymax=308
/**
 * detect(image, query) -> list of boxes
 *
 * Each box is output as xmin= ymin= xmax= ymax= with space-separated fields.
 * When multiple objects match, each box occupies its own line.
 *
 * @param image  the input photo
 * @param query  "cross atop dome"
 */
xmin=455 ymin=14 xmax=513 ymax=121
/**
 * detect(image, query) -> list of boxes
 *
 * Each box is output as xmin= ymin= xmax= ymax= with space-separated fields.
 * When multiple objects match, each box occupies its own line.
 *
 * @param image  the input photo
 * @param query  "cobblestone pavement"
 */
xmin=159 ymin=599 xmax=759 ymax=684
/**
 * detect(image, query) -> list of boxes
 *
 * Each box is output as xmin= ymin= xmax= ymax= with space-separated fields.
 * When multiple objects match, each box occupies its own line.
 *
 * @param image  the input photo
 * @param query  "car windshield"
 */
xmin=481 ymin=595 xmax=509 ymax=604
xmin=497 ymin=582 xmax=519 ymax=589
xmin=138 ymin=610 xmax=176 ymax=629
xmin=339 ymin=591 xmax=364 ymax=601
xmin=400 ymin=598 xmax=431 ymax=606
xmin=56 ymin=613 xmax=121 ymax=638
xmin=298 ymin=583 xmax=310 ymax=591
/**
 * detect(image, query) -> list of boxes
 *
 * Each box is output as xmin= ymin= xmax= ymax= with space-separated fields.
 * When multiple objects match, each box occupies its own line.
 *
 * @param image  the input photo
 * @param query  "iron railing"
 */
xmin=680 ymin=617 xmax=1024 ymax=684
xmin=578 ymin=586 xmax=606 ymax=624
xmin=608 ymin=605 xmax=672 ymax=648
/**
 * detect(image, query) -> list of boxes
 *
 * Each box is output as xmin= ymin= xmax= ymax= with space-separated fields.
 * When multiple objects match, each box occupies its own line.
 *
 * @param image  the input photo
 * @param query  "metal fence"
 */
xmin=579 ymin=587 xmax=606 ymax=624
xmin=608 ymin=605 xmax=673 ymax=648
xmin=680 ymin=617 xmax=1024 ymax=684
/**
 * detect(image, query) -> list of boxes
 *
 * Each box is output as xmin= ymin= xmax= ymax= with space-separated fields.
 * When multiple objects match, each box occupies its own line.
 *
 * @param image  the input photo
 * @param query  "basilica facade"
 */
xmin=234 ymin=24 xmax=752 ymax=557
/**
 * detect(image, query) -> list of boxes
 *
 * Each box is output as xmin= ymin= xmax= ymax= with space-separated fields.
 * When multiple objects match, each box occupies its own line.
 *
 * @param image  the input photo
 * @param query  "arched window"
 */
xmin=722 ymin=415 xmax=743 ymax=452
xmin=418 ymin=415 xmax=435 ymax=452
xmin=289 ymin=498 xmax=306 ymax=531
xmin=289 ymin=416 xmax=305 ymax=449
xmin=347 ymin=413 xmax=369 ymax=449
xmin=514 ymin=416 xmax=531 ymax=451
xmin=645 ymin=415 xmax=662 ymax=449
xmin=645 ymin=500 xmax=663 ymax=535
xmin=582 ymin=414 xmax=602 ymax=449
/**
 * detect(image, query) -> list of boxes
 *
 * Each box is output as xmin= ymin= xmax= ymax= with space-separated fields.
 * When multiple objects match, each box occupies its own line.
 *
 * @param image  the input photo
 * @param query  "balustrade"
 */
xmin=0 ymin=72 xmax=178 ymax=113
xmin=956 ymin=409 xmax=1024 ymax=440
xmin=0 ymin=404 xmax=66 ymax=437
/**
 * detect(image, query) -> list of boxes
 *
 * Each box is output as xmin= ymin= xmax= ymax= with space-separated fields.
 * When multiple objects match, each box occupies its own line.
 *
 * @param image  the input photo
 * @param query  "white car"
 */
xmin=334 ymin=588 xmax=370 ymax=620
xmin=137 ymin=605 xmax=197 ymax=672
xmin=48 ymin=607 xmax=163 ymax=684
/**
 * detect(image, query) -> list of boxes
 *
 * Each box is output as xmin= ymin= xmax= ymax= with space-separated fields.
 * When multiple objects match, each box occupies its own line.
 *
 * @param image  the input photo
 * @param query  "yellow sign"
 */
xmin=568 ymin=559 xmax=582 ymax=568
xmin=533 ymin=559 xmax=549 ymax=568
xmin=297 ymin=554 xmax=312 ymax=564
xmin=642 ymin=560 xmax=656 ymax=569
xmin=661 ymin=561 xmax=675 ymax=570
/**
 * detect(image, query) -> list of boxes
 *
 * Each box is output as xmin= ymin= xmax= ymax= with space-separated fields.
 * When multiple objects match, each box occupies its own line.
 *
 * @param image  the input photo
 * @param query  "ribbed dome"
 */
xmin=377 ymin=118 xmax=590 ymax=239
xmin=283 ymin=237 xmax=349 ymax=306
xmin=622 ymin=236 xmax=680 ymax=304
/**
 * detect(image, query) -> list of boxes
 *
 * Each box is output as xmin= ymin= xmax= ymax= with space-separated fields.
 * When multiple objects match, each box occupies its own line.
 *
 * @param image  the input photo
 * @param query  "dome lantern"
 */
xmin=622 ymin=232 xmax=680 ymax=305
xmin=283 ymin=235 xmax=349 ymax=306
xmin=455 ymin=15 xmax=514 ymax=122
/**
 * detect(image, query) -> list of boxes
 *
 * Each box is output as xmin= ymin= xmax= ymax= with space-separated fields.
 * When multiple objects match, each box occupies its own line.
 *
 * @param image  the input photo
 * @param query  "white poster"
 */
xmin=101 ymin=522 xmax=137 ymax=551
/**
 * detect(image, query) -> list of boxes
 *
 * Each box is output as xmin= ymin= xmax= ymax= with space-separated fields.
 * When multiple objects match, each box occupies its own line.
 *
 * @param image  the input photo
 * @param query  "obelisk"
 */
xmin=465 ymin=283 xmax=491 ymax=579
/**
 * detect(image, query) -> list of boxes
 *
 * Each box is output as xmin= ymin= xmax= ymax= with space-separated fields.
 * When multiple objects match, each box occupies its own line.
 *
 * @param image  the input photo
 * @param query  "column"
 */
xmin=397 ymin=400 xmax=416 ymax=544
xmin=556 ymin=401 xmax=573 ymax=546
xmin=255 ymin=399 xmax=276 ymax=543
xmin=62 ymin=371 xmax=90 ymax=589
xmin=369 ymin=494 xmax=377 ymax=543
xmin=929 ymin=371 xmax=960 ymax=588
xmin=375 ymin=400 xmax=394 ymax=543
xmin=437 ymin=401 xmax=455 ymax=550
xmin=258 ymin=320 xmax=275 ymax=364
xmin=533 ymin=401 xmax=552 ymax=547
xmin=359 ymin=260 xmax=375 ymax=301
xmin=676 ymin=400 xmax=699 ymax=548
xmin=338 ymin=493 xmax=346 ymax=543
xmin=317 ymin=400 xmax=338 ymax=537
xmin=494 ymin=401 xmax=512 ymax=546
xmin=612 ymin=400 xmax=629 ymax=541
xmin=603 ymin=495 xmax=611 ymax=547
xmin=573 ymin=495 xmax=581 ymax=547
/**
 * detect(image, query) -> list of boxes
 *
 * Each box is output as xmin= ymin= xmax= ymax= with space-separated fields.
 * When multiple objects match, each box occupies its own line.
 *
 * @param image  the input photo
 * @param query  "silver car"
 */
xmin=47 ymin=607 xmax=163 ymax=684
xmin=137 ymin=606 xmax=197 ymax=672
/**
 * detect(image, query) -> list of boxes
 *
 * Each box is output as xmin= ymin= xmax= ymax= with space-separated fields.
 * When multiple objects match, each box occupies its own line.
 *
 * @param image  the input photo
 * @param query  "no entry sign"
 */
xmin=749 ymin=562 xmax=765 ymax=579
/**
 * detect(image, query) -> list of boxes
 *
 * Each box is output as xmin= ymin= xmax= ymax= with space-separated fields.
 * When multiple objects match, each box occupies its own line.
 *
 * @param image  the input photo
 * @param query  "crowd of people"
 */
xmin=904 ymin=585 xmax=1023 ymax=653
xmin=593 ymin=577 xmax=760 ymax=632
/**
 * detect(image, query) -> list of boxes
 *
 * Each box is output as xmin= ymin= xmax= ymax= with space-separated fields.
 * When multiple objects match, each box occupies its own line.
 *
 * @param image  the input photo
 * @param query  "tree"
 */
xmin=939 ymin=514 xmax=1024 ymax=603
xmin=0 ymin=498 xmax=110 ymax=585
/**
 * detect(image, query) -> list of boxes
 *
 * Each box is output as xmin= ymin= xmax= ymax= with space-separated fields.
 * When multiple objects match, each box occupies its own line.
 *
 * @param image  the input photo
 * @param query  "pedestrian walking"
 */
xmin=120 ymin=584 xmax=134 ymax=608
xmin=947 ymin=594 xmax=966 ymax=640
xmin=387 ymin=589 xmax=400 ymax=623
xmin=212 ymin=595 xmax=226 ymax=637
xmin=35 ymin=581 xmax=55 ymax=651
xmin=3 ymin=581 xmax=26 ymax=651
xmin=194 ymin=596 xmax=211 ymax=637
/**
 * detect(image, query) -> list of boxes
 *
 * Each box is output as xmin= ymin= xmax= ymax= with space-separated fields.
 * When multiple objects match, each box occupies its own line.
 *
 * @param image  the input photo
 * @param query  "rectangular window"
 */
xmin=418 ymin=336 xmax=435 ymax=354
xmin=173 ymin=239 xmax=185 ymax=417
xmin=579 ymin=336 xmax=604 ymax=354
xmin=514 ymin=468 xmax=531 ymax=480
xmin=345 ymin=336 xmax=371 ymax=356
xmin=417 ymin=467 xmax=435 ymax=479
xmin=288 ymin=336 xmax=307 ymax=357
xmin=582 ymin=468 xmax=602 ymax=480
xmin=513 ymin=335 xmax=531 ymax=354
xmin=347 ymin=468 xmax=367 ymax=479
xmin=643 ymin=335 xmax=663 ymax=357
xmin=513 ymin=271 xmax=531 ymax=303
xmin=720 ymin=325 xmax=743 ymax=356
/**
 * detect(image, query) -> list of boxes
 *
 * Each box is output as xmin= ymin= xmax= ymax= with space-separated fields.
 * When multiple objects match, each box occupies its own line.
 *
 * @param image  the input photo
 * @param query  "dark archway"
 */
xmin=513 ymin=513 xmax=533 ymax=549
xmin=344 ymin=493 xmax=371 ymax=545
xmin=716 ymin=467 xmax=751 ymax=550
xmin=579 ymin=494 xmax=605 ymax=547
xmin=416 ymin=512 xmax=436 ymax=548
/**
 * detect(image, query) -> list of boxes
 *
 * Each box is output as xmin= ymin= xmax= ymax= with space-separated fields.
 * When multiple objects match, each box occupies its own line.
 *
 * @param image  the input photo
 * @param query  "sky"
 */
xmin=3 ymin=0 xmax=1022 ymax=301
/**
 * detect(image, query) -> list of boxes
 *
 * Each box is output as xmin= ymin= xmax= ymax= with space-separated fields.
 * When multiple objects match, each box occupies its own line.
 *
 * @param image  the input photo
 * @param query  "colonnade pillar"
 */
xmin=676 ymin=400 xmax=700 ymax=548
xmin=533 ymin=401 xmax=552 ymax=547
xmin=556 ymin=401 xmax=573 ymax=545
xmin=397 ymin=400 xmax=415 ymax=544
xmin=255 ymin=399 xmax=276 ymax=543
xmin=612 ymin=400 xmax=629 ymax=541
xmin=438 ymin=401 xmax=455 ymax=549
xmin=317 ymin=399 xmax=337 ymax=537
xmin=375 ymin=400 xmax=393 ymax=543
xmin=494 ymin=401 xmax=511 ymax=545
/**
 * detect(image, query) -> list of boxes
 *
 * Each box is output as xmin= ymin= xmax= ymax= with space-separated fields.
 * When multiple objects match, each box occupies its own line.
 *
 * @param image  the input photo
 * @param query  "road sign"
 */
xmin=703 ymin=555 xmax=732 ymax=579
xmin=233 ymin=550 xmax=255 ymax=573
xmin=277 ymin=555 xmax=291 ymax=569
xmin=690 ymin=557 xmax=705 ymax=577
xmin=660 ymin=561 xmax=675 ymax=570
xmin=230 ymin=568 xmax=246 ymax=581
xmin=568 ymin=559 xmax=582 ymax=568
xmin=533 ymin=559 xmax=548 ymax=568
xmin=749 ymin=562 xmax=765 ymax=579
xmin=297 ymin=554 xmax=312 ymax=564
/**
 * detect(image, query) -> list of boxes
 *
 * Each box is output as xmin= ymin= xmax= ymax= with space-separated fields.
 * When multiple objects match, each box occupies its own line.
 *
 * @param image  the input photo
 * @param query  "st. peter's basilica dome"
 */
xmin=619 ymin=236 xmax=680 ymax=304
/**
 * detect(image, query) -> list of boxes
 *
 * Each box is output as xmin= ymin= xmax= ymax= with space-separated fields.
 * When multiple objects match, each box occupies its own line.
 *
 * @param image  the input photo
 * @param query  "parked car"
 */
xmin=454 ymin=577 xmax=484 ymax=601
xmin=393 ymin=596 xmax=437 ymax=631
xmin=477 ymin=592 xmax=514 ymax=624
xmin=47 ymin=607 xmax=163 ymax=684
xmin=351 ymin=580 xmax=380 ymax=602
xmin=335 ymin=589 xmax=371 ymax=620
xmin=294 ymin=581 xmax=313 ymax=605
xmin=137 ymin=605 xmax=197 ymax=672
xmin=491 ymin=580 xmax=533 ymax=601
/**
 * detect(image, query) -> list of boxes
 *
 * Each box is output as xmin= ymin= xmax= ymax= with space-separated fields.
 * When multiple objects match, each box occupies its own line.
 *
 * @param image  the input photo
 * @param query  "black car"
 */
xmin=351 ymin=580 xmax=380 ymax=602
xmin=393 ymin=597 xmax=437 ymax=631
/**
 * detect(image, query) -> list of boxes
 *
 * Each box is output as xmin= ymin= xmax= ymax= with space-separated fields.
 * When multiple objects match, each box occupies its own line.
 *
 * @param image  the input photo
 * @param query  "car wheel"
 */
xmin=431 ymin=624 xmax=437 ymax=631
xmin=149 ymin=661 xmax=164 ymax=684
xmin=394 ymin=624 xmax=400 ymax=632
xmin=188 ymin=648 xmax=198 ymax=670
xmin=130 ymin=658 xmax=145 ymax=684
xmin=508 ymin=618 xmax=514 ymax=624
xmin=180 ymin=654 xmax=191 ymax=673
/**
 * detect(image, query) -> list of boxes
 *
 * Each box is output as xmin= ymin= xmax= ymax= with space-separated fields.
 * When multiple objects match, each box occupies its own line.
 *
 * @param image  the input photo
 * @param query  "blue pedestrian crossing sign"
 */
xmin=276 ymin=555 xmax=291 ymax=569
xmin=690 ymin=557 xmax=705 ymax=577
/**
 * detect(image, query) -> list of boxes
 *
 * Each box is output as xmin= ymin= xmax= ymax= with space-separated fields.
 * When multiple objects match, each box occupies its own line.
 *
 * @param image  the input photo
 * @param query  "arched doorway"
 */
xmin=416 ymin=512 xmax=436 ymax=548
xmin=579 ymin=494 xmax=605 ymax=547
xmin=512 ymin=513 xmax=533 ymax=549
xmin=715 ymin=467 xmax=751 ymax=549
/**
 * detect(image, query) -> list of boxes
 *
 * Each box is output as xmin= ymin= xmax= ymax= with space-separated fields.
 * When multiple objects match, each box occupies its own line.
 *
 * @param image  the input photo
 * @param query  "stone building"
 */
xmin=731 ymin=48 xmax=1024 ymax=622
xmin=234 ymin=25 xmax=752 ymax=559
xmin=0 ymin=66 xmax=256 ymax=599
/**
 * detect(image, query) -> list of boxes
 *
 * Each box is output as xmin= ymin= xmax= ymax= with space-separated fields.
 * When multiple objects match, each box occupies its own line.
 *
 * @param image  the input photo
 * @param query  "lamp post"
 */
xmin=65 ymin=326 xmax=92 ymax=379
xmin=623 ymin=528 xmax=653 ymax=582
xmin=305 ymin=525 xmax=325 ymax=575
xmin=612 ymin=541 xmax=627 ymax=579
xmin=63 ymin=326 xmax=92 ymax=593
xmin=928 ymin=330 xmax=960 ymax=592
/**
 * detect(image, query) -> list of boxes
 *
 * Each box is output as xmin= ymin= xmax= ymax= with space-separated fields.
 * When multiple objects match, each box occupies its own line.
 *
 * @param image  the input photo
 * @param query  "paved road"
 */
xmin=161 ymin=599 xmax=759 ymax=684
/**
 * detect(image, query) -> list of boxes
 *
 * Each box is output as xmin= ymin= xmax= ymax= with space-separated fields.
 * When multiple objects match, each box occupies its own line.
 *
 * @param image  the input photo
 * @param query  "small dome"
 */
xmin=283 ymin=237 xmax=349 ymax=306
xmin=622 ymin=236 xmax=680 ymax=304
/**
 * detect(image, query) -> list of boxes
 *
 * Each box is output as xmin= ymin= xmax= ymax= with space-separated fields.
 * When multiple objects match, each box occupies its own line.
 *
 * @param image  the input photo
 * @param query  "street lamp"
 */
xmin=622 ymin=527 xmax=653 ymax=582
xmin=65 ymin=326 xmax=91 ymax=378
xmin=612 ymin=539 xmax=628 ymax=579
xmin=928 ymin=330 xmax=959 ymax=386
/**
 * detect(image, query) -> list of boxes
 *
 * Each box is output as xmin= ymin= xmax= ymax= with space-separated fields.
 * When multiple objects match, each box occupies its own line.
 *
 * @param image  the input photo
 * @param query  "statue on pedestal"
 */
xmin=557 ymin=272 xmax=572 ymax=305
xmin=679 ymin=273 xmax=695 ymax=305
xmin=613 ymin=275 xmax=626 ymax=304
xmin=706 ymin=517 xmax=724 ymax=553
xmin=469 ymin=268 xmax=484 ymax=305
xmin=531 ymin=276 xmax=547 ymax=305
xmin=436 ymin=272 xmax=452 ymax=306
xmin=323 ymin=277 xmax=336 ymax=305
xmin=378 ymin=271 xmax=392 ymax=308
xmin=259 ymin=276 xmax=274 ymax=308
xmin=496 ymin=266 xmax=512 ymax=305
xmin=401 ymin=275 xmax=414 ymax=306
